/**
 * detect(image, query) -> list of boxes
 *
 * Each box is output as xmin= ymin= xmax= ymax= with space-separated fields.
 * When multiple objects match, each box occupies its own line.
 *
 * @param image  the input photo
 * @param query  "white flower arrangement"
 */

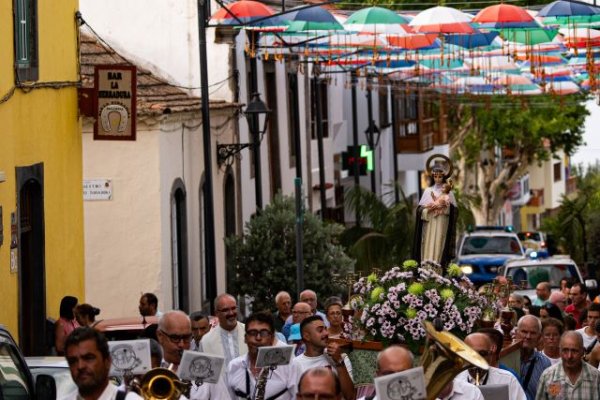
xmin=351 ymin=260 xmax=495 ymax=353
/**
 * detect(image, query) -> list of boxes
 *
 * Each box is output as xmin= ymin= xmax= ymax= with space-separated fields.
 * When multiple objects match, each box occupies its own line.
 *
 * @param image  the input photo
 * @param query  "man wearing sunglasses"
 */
xmin=156 ymin=310 xmax=227 ymax=399
xmin=455 ymin=333 xmax=526 ymax=400
xmin=228 ymin=312 xmax=300 ymax=399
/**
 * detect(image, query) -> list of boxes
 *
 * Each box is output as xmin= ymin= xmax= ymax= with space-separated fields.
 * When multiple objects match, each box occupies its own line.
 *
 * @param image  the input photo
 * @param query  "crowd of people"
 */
xmin=60 ymin=282 xmax=600 ymax=400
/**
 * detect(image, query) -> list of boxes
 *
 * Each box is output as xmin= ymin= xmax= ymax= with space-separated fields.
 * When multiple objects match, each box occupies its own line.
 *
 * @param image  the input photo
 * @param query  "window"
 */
xmin=553 ymin=162 xmax=561 ymax=182
xmin=379 ymin=87 xmax=390 ymax=128
xmin=287 ymin=67 xmax=300 ymax=166
xmin=14 ymin=0 xmax=38 ymax=82
xmin=310 ymin=78 xmax=329 ymax=139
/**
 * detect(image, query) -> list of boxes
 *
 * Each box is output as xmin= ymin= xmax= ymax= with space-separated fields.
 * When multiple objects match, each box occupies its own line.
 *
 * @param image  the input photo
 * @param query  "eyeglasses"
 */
xmin=246 ymin=329 xmax=273 ymax=338
xmin=477 ymin=350 xmax=492 ymax=357
xmin=159 ymin=330 xmax=193 ymax=344
xmin=217 ymin=306 xmax=237 ymax=314
xmin=544 ymin=333 xmax=560 ymax=339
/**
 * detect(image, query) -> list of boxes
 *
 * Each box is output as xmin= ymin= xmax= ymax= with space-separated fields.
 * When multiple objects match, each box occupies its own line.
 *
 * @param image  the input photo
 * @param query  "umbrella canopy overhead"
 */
xmin=444 ymin=30 xmax=499 ymax=48
xmin=538 ymin=0 xmax=600 ymax=17
xmin=346 ymin=6 xmax=410 ymax=25
xmin=286 ymin=6 xmax=345 ymax=32
xmin=409 ymin=6 xmax=475 ymax=33
xmin=212 ymin=0 xmax=279 ymax=25
xmin=474 ymin=4 xmax=534 ymax=23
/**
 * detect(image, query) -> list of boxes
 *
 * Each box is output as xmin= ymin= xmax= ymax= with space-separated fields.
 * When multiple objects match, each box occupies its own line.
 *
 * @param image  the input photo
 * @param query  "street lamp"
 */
xmin=216 ymin=92 xmax=270 ymax=210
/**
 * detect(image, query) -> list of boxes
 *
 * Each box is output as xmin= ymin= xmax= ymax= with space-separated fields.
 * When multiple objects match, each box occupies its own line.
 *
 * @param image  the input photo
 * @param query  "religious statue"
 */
xmin=412 ymin=154 xmax=458 ymax=267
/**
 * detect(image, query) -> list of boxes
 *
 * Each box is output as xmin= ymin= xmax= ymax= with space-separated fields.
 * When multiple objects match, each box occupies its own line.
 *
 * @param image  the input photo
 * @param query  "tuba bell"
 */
xmin=132 ymin=368 xmax=191 ymax=400
xmin=420 ymin=321 xmax=489 ymax=400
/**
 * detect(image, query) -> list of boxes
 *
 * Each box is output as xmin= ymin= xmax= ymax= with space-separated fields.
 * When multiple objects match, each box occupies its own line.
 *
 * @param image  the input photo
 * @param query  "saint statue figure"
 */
xmin=412 ymin=154 xmax=458 ymax=267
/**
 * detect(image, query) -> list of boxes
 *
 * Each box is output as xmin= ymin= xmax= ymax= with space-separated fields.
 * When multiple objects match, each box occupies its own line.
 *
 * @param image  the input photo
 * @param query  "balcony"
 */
xmin=527 ymin=189 xmax=544 ymax=207
xmin=566 ymin=175 xmax=577 ymax=195
xmin=395 ymin=125 xmax=434 ymax=153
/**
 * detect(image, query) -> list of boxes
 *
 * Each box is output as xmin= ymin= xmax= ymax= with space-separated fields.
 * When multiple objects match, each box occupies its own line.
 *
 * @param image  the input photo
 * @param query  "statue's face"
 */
xmin=432 ymin=172 xmax=444 ymax=184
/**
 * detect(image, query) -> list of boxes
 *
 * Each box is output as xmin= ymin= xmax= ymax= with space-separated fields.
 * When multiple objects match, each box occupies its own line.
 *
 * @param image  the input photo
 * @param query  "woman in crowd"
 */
xmin=75 ymin=303 xmax=101 ymax=327
xmin=539 ymin=303 xmax=563 ymax=322
xmin=325 ymin=297 xmax=346 ymax=339
xmin=540 ymin=317 xmax=563 ymax=364
xmin=55 ymin=295 xmax=79 ymax=355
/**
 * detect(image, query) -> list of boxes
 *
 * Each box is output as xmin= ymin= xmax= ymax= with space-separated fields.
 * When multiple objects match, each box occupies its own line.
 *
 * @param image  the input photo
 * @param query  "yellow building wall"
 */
xmin=0 ymin=1 xmax=84 ymax=337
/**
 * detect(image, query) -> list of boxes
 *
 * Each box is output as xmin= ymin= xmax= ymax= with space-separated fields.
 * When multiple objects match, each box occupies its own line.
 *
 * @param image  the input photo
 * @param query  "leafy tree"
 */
xmin=226 ymin=194 xmax=354 ymax=311
xmin=449 ymin=94 xmax=589 ymax=225
xmin=542 ymin=164 xmax=600 ymax=265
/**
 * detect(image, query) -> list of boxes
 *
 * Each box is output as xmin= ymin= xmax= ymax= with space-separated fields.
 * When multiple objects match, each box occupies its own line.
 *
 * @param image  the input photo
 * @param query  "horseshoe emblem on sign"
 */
xmin=100 ymin=103 xmax=129 ymax=133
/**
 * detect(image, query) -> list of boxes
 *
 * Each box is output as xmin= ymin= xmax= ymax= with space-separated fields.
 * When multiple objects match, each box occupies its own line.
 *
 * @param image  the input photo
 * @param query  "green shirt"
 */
xmin=535 ymin=361 xmax=600 ymax=400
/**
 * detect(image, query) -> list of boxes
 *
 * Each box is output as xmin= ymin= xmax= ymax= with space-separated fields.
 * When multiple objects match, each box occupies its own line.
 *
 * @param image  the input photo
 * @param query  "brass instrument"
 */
xmin=420 ymin=321 xmax=489 ymax=400
xmin=131 ymin=368 xmax=191 ymax=400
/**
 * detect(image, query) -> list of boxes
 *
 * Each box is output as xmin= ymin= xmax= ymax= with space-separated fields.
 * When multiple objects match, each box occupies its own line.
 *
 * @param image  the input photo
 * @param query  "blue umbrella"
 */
xmin=285 ymin=6 xmax=344 ymax=32
xmin=538 ymin=0 xmax=600 ymax=17
xmin=444 ymin=30 xmax=499 ymax=48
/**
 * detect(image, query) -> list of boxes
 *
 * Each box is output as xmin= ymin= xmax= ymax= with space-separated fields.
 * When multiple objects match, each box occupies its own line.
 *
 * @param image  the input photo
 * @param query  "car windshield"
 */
xmin=0 ymin=343 xmax=30 ymax=399
xmin=518 ymin=232 xmax=541 ymax=242
xmin=461 ymin=236 xmax=522 ymax=256
xmin=506 ymin=264 xmax=578 ymax=289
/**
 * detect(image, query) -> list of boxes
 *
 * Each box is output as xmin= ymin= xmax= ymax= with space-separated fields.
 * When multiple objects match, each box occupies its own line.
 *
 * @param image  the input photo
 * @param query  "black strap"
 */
xmin=522 ymin=356 xmax=537 ymax=390
xmin=116 ymin=390 xmax=127 ymax=400
xmin=266 ymin=388 xmax=288 ymax=400
xmin=586 ymin=338 xmax=597 ymax=354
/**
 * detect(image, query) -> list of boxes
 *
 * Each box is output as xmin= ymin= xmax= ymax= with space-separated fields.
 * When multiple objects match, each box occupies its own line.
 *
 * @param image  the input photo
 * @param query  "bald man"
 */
xmin=455 ymin=333 xmax=526 ymax=400
xmin=358 ymin=346 xmax=415 ymax=400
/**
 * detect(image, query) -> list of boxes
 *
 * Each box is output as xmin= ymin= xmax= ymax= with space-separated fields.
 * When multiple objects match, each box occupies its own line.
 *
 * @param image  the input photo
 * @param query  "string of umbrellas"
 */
xmin=211 ymin=0 xmax=600 ymax=96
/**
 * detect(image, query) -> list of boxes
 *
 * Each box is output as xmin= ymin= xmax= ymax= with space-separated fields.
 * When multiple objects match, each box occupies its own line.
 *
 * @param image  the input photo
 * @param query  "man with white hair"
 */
xmin=516 ymin=315 xmax=552 ymax=400
xmin=273 ymin=291 xmax=292 ymax=333
xmin=536 ymin=331 xmax=600 ymax=399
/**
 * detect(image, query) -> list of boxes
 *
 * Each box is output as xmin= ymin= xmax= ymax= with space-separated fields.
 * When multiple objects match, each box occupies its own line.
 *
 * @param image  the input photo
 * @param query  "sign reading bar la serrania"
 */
xmin=94 ymin=65 xmax=137 ymax=141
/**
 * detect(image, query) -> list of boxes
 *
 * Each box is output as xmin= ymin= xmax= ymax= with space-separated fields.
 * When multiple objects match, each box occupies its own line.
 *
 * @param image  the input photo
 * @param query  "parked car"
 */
xmin=93 ymin=316 xmax=159 ymax=341
xmin=456 ymin=226 xmax=526 ymax=285
xmin=499 ymin=254 xmax=598 ymax=303
xmin=0 ymin=325 xmax=57 ymax=399
xmin=25 ymin=357 xmax=77 ymax=398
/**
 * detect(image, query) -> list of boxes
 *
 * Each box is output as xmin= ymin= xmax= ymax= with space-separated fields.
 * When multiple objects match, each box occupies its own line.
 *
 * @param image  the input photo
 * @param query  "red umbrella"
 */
xmin=473 ymin=4 xmax=534 ymax=24
xmin=386 ymin=33 xmax=438 ymax=49
xmin=212 ymin=0 xmax=275 ymax=23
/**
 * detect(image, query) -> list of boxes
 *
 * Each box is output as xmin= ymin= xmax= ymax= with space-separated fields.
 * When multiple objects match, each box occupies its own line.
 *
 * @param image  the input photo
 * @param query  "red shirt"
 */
xmin=565 ymin=304 xmax=584 ymax=329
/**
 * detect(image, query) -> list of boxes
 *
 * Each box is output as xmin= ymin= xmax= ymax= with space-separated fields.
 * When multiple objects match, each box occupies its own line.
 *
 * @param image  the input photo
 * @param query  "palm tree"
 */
xmin=341 ymin=184 xmax=415 ymax=274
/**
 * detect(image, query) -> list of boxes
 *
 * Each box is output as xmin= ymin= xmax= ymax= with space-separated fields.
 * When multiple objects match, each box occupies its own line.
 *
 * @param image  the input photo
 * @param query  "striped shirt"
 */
xmin=535 ymin=360 xmax=600 ymax=400
xmin=520 ymin=351 xmax=552 ymax=400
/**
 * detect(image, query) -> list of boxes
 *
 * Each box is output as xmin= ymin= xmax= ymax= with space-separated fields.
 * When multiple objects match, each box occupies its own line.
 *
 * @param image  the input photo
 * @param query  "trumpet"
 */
xmin=131 ymin=368 xmax=191 ymax=400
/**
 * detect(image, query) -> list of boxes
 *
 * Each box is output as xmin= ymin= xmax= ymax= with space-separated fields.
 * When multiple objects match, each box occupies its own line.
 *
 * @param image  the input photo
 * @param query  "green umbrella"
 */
xmin=346 ymin=6 xmax=410 ymax=25
xmin=542 ymin=14 xmax=600 ymax=26
xmin=498 ymin=27 xmax=559 ymax=45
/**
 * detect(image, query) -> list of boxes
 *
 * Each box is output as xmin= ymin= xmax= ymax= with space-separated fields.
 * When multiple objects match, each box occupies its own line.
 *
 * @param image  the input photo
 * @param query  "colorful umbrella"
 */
xmin=538 ymin=0 xmax=600 ymax=17
xmin=345 ymin=6 xmax=410 ymax=34
xmin=473 ymin=4 xmax=539 ymax=28
xmin=499 ymin=27 xmax=559 ymax=45
xmin=444 ymin=30 xmax=499 ymax=48
xmin=409 ymin=6 xmax=474 ymax=34
xmin=285 ymin=6 xmax=344 ymax=32
xmin=385 ymin=33 xmax=439 ymax=49
xmin=211 ymin=0 xmax=281 ymax=27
